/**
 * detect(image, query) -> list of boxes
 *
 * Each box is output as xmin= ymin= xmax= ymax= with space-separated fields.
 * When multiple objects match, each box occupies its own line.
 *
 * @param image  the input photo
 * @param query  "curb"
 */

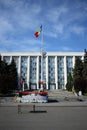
xmin=0 ymin=101 xmax=87 ymax=107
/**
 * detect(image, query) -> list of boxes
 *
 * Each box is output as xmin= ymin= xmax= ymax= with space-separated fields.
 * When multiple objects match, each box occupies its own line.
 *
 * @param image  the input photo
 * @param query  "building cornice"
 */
xmin=0 ymin=52 xmax=84 ymax=57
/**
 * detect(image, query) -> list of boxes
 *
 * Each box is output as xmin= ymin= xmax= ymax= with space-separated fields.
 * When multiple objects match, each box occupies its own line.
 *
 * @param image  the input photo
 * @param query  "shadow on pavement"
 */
xmin=48 ymin=99 xmax=58 ymax=103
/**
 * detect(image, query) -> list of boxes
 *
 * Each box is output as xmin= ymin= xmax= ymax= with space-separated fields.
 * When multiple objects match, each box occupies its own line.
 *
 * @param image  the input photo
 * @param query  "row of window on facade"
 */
xmin=2 ymin=56 xmax=81 ymax=77
xmin=2 ymin=55 xmax=82 ymax=89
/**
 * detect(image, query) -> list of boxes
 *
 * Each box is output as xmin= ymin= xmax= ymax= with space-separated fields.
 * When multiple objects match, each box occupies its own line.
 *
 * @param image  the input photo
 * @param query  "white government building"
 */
xmin=0 ymin=52 xmax=84 ymax=90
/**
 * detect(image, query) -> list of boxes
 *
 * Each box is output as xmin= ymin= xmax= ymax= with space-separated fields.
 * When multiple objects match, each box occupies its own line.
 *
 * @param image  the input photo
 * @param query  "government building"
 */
xmin=0 ymin=52 xmax=84 ymax=90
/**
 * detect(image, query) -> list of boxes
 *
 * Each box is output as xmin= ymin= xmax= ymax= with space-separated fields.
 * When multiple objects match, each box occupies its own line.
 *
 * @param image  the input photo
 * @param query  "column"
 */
xmin=27 ymin=56 xmax=30 ymax=89
xmin=46 ymin=56 xmax=48 ymax=89
xmin=10 ymin=56 xmax=12 ymax=63
xmin=73 ymin=56 xmax=75 ymax=68
xmin=64 ymin=56 xmax=67 ymax=89
xmin=36 ymin=56 xmax=39 ymax=89
xmin=81 ymin=56 xmax=84 ymax=61
xmin=55 ymin=56 xmax=58 ymax=89
xmin=18 ymin=56 xmax=21 ymax=78
xmin=18 ymin=56 xmax=21 ymax=88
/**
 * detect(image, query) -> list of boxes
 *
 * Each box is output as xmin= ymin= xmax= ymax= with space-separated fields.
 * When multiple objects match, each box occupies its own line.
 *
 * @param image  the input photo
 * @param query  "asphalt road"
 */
xmin=0 ymin=106 xmax=87 ymax=130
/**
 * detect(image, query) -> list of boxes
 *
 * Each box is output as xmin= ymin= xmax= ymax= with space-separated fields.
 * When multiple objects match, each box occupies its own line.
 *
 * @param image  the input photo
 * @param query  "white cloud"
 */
xmin=44 ymin=0 xmax=87 ymax=38
xmin=69 ymin=25 xmax=86 ymax=35
xmin=0 ymin=0 xmax=87 ymax=52
xmin=0 ymin=0 xmax=42 ymax=31
xmin=61 ymin=46 xmax=72 ymax=51
xmin=0 ymin=17 xmax=13 ymax=33
xmin=46 ymin=5 xmax=68 ymax=23
xmin=44 ymin=31 xmax=58 ymax=38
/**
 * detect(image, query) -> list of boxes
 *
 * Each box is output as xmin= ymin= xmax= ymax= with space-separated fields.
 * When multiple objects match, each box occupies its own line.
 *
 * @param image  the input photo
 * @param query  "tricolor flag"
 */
xmin=34 ymin=25 xmax=42 ymax=38
xmin=40 ymin=80 xmax=44 ymax=85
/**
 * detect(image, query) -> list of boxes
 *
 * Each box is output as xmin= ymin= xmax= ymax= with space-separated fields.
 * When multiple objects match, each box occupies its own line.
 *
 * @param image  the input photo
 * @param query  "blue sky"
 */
xmin=0 ymin=0 xmax=87 ymax=52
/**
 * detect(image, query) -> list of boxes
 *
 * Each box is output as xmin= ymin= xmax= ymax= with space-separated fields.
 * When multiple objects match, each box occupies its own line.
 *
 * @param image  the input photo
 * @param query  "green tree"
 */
xmin=73 ymin=57 xmax=84 ymax=93
xmin=82 ymin=49 xmax=87 ymax=93
xmin=0 ymin=55 xmax=18 ymax=94
xmin=66 ymin=72 xmax=73 ymax=91
xmin=83 ymin=49 xmax=87 ymax=79
xmin=0 ymin=55 xmax=8 ymax=93
xmin=7 ymin=59 xmax=18 ymax=92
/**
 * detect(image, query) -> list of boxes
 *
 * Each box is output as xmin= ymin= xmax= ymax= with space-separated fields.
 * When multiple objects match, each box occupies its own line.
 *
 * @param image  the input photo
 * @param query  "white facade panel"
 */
xmin=0 ymin=52 xmax=84 ymax=90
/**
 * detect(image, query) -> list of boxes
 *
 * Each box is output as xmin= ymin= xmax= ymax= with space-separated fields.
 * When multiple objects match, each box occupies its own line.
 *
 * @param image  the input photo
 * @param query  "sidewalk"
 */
xmin=0 ymin=97 xmax=87 ymax=107
xmin=0 ymin=90 xmax=87 ymax=107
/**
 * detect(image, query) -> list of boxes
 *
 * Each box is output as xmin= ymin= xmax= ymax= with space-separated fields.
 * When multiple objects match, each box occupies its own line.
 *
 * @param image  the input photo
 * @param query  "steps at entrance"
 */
xmin=48 ymin=90 xmax=78 ymax=102
xmin=48 ymin=90 xmax=75 ymax=97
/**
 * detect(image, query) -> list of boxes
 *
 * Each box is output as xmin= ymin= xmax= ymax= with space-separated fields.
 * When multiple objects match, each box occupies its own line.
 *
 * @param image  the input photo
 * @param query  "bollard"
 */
xmin=33 ymin=104 xmax=35 ymax=112
xmin=18 ymin=105 xmax=21 ymax=114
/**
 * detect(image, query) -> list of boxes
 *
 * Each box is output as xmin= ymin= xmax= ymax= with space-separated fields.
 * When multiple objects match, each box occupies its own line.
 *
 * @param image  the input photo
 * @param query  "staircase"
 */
xmin=48 ymin=90 xmax=78 ymax=102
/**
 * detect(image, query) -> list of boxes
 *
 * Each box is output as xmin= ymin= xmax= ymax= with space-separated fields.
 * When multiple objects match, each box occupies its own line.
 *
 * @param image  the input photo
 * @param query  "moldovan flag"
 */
xmin=34 ymin=25 xmax=42 ymax=38
xmin=40 ymin=80 xmax=44 ymax=85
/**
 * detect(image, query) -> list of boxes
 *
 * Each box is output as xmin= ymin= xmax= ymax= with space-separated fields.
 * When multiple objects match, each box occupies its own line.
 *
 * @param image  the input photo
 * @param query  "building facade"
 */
xmin=0 ymin=52 xmax=84 ymax=90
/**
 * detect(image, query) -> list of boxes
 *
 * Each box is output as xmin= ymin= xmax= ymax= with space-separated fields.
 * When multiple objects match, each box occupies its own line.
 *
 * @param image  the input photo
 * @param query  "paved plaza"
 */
xmin=0 ymin=90 xmax=87 ymax=130
xmin=0 ymin=105 xmax=87 ymax=130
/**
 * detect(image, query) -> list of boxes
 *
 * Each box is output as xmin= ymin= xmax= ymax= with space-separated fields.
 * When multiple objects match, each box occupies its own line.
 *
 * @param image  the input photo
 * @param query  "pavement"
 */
xmin=0 ymin=90 xmax=87 ymax=107
xmin=0 ymin=91 xmax=87 ymax=130
xmin=0 ymin=105 xmax=87 ymax=130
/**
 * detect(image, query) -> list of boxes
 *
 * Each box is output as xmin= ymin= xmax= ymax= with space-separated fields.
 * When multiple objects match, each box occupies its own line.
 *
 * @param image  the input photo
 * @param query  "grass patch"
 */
xmin=83 ymin=93 xmax=87 ymax=96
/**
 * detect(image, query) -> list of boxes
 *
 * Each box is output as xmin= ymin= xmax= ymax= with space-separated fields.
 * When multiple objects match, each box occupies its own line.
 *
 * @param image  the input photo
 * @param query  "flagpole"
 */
xmin=41 ymin=25 xmax=44 ymax=91
xmin=42 ymin=25 xmax=44 ymax=52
